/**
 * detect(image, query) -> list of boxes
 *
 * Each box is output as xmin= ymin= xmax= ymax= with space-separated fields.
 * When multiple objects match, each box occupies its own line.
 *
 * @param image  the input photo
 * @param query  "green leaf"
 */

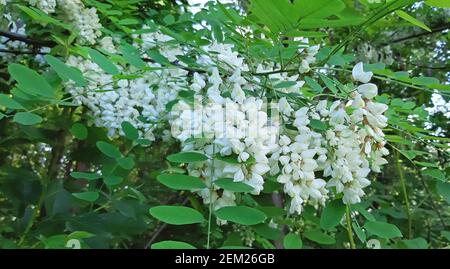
xmin=104 ymin=175 xmax=123 ymax=186
xmin=72 ymin=191 xmax=99 ymax=202
xmin=319 ymin=74 xmax=338 ymax=94
xmin=411 ymin=76 xmax=440 ymax=86
xmin=44 ymin=55 xmax=86 ymax=87
xmin=8 ymin=63 xmax=54 ymax=97
xmin=146 ymin=49 xmax=171 ymax=66
xmin=214 ymin=178 xmax=254 ymax=192
xmin=395 ymin=10 xmax=431 ymax=32
xmin=320 ymin=199 xmax=346 ymax=230
xmin=441 ymin=231 xmax=450 ymax=241
xmin=212 ymin=23 xmax=224 ymax=43
xmin=149 ymin=206 xmax=205 ymax=225
xmin=249 ymin=0 xmax=346 ymax=33
xmin=422 ymin=169 xmax=445 ymax=181
xmin=298 ymin=18 xmax=364 ymax=29
xmin=151 ymin=240 xmax=196 ymax=249
xmin=137 ymin=139 xmax=151 ymax=146
xmin=252 ymin=224 xmax=281 ymax=240
xmin=352 ymin=223 xmax=366 ymax=243
xmin=118 ymin=18 xmax=140 ymax=25
xmin=414 ymin=161 xmax=439 ymax=168
xmin=304 ymin=230 xmax=336 ymax=245
xmin=157 ymin=173 xmax=206 ymax=190
xmin=309 ymin=119 xmax=327 ymax=131
xmin=70 ymin=123 xmax=88 ymax=140
xmin=17 ymin=5 xmax=71 ymax=29
xmin=400 ymin=237 xmax=428 ymax=249
xmin=216 ymin=155 xmax=240 ymax=164
xmin=70 ymin=172 xmax=102 ymax=181
xmin=274 ymin=81 xmax=297 ymax=89
xmin=425 ymin=0 xmax=450 ymax=8
xmin=166 ymin=152 xmax=208 ymax=163
xmin=283 ymin=233 xmax=302 ymax=249
xmin=68 ymin=231 xmax=94 ymax=240
xmin=436 ymin=181 xmax=450 ymax=204
xmin=0 ymin=94 xmax=25 ymax=109
xmin=256 ymin=206 xmax=285 ymax=218
xmin=304 ymin=76 xmax=322 ymax=92
xmin=117 ymin=157 xmax=135 ymax=170
xmin=13 ymin=112 xmax=42 ymax=125
xmin=121 ymin=121 xmax=139 ymax=140
xmin=88 ymin=48 xmax=119 ymax=75
xmin=352 ymin=204 xmax=376 ymax=222
xmin=295 ymin=0 xmax=345 ymax=19
xmin=96 ymin=141 xmax=122 ymax=159
xmin=364 ymin=221 xmax=403 ymax=239
xmin=285 ymin=30 xmax=327 ymax=38
xmin=215 ymin=206 xmax=266 ymax=225
xmin=120 ymin=43 xmax=146 ymax=69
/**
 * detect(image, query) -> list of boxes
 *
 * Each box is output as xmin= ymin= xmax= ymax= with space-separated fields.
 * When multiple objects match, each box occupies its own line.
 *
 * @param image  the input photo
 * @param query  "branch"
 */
xmin=381 ymin=23 xmax=450 ymax=46
xmin=0 ymin=48 xmax=48 ymax=55
xmin=0 ymin=30 xmax=55 ymax=47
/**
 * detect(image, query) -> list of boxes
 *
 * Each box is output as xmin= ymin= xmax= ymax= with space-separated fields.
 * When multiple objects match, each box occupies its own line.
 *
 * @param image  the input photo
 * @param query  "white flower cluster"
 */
xmin=26 ymin=0 xmax=102 ymax=44
xmin=269 ymin=106 xmax=329 ymax=214
xmin=61 ymin=23 xmax=389 ymax=214
xmin=137 ymin=28 xmax=184 ymax=62
xmin=167 ymin=39 xmax=324 ymax=211
xmin=28 ymin=0 xmax=56 ymax=14
xmin=170 ymin=71 xmax=279 ymax=210
xmin=65 ymin=36 xmax=188 ymax=140
xmin=269 ymin=62 xmax=389 ymax=214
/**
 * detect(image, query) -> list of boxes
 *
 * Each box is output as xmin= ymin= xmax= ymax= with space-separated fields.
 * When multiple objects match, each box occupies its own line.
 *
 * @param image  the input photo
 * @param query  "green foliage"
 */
xmin=166 ymin=152 xmax=209 ymax=163
xmin=8 ymin=63 xmax=54 ymax=97
xmin=88 ymin=48 xmax=120 ymax=75
xmin=44 ymin=55 xmax=87 ymax=87
xmin=149 ymin=206 xmax=205 ymax=225
xmin=96 ymin=141 xmax=122 ymax=159
xmin=121 ymin=121 xmax=139 ymax=140
xmin=151 ymin=240 xmax=196 ymax=249
xmin=70 ymin=123 xmax=88 ymax=140
xmin=0 ymin=0 xmax=448 ymax=250
xmin=213 ymin=178 xmax=254 ymax=192
xmin=364 ymin=221 xmax=403 ymax=239
xmin=0 ymin=94 xmax=25 ymax=110
xmin=157 ymin=173 xmax=206 ymax=190
xmin=13 ymin=112 xmax=43 ymax=125
xmin=283 ymin=233 xmax=303 ymax=249
xmin=215 ymin=206 xmax=266 ymax=225
xmin=72 ymin=191 xmax=99 ymax=202
xmin=319 ymin=199 xmax=346 ymax=230
xmin=304 ymin=230 xmax=336 ymax=245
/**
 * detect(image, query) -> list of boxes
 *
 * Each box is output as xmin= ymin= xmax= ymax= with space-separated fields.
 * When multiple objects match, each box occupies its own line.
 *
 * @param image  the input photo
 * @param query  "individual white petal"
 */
xmin=357 ymin=83 xmax=378 ymax=99
xmin=352 ymin=62 xmax=373 ymax=83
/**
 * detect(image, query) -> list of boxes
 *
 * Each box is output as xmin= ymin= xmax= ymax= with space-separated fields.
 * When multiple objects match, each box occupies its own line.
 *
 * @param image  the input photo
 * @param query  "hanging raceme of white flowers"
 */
xmin=62 ymin=26 xmax=389 ymax=217
xmin=1 ymin=1 xmax=390 ymax=218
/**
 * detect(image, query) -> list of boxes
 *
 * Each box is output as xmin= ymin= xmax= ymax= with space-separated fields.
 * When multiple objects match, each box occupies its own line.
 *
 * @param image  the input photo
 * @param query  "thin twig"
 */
xmin=380 ymin=23 xmax=450 ymax=46
xmin=0 ymin=30 xmax=55 ymax=47
xmin=0 ymin=48 xmax=48 ymax=55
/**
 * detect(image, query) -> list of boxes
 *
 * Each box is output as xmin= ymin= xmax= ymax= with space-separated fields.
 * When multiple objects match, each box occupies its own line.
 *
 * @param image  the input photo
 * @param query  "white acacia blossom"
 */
xmin=65 ymin=36 xmax=188 ymax=140
xmin=26 ymin=0 xmax=102 ymax=44
xmin=268 ymin=63 xmax=389 ymax=213
xmin=59 ymin=20 xmax=388 ymax=214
